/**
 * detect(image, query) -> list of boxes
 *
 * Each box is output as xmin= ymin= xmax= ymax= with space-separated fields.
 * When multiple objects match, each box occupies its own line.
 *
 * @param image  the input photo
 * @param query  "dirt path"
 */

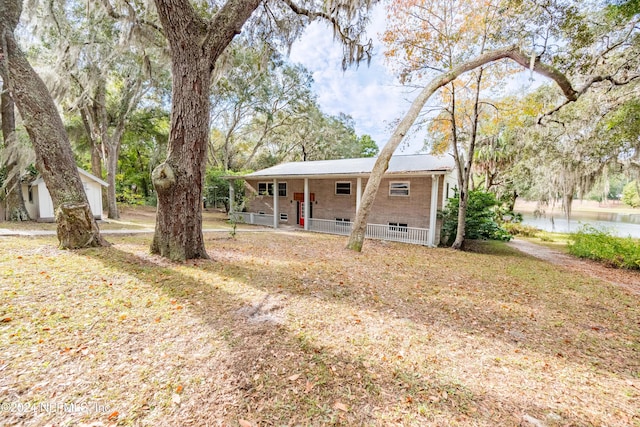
xmin=508 ymin=239 xmax=640 ymax=296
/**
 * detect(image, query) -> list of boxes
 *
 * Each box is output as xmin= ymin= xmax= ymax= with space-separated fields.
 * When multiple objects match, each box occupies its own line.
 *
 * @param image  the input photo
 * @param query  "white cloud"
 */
xmin=289 ymin=5 xmax=422 ymax=152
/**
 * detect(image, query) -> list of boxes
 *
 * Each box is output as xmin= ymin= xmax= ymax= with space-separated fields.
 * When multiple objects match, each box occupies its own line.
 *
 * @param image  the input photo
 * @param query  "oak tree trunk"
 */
xmin=1 ymin=82 xmax=29 ymax=221
xmin=150 ymin=50 xmax=210 ymax=260
xmin=151 ymin=0 xmax=261 ymax=261
xmin=0 ymin=0 xmax=106 ymax=248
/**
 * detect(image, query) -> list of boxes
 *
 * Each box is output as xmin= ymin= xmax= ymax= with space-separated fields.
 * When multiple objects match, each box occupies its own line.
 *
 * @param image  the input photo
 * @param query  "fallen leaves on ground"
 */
xmin=0 ymin=230 xmax=638 ymax=426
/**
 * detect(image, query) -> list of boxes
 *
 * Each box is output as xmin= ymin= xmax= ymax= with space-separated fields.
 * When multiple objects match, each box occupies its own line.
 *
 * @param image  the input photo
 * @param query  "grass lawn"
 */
xmin=1 ymin=231 xmax=638 ymax=426
xmin=0 ymin=207 xmax=242 ymax=232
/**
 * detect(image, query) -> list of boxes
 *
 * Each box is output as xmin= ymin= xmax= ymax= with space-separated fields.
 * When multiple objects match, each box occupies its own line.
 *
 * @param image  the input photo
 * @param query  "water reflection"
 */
xmin=519 ymin=211 xmax=640 ymax=238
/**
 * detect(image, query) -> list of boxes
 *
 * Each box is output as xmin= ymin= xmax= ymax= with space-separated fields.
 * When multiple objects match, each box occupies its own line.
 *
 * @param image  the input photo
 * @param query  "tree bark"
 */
xmin=347 ymin=45 xmax=581 ymax=252
xmin=452 ymin=68 xmax=484 ymax=250
xmin=151 ymin=0 xmax=261 ymax=261
xmin=0 ymin=0 xmax=106 ymax=248
xmin=1 ymin=82 xmax=30 ymax=221
xmin=105 ymin=142 xmax=120 ymax=219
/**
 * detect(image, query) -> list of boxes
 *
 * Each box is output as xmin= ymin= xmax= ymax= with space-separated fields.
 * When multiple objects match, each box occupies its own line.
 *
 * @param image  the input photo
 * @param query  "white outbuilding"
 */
xmin=22 ymin=168 xmax=108 ymax=221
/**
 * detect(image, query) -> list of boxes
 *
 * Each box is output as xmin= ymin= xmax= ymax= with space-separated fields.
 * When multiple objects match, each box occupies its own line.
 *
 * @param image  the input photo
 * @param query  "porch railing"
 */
xmin=231 ymin=212 xmax=274 ymax=227
xmin=232 ymin=213 xmax=430 ymax=246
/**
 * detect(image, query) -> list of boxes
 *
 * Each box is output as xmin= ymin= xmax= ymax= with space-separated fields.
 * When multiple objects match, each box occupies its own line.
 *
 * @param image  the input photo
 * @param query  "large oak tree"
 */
xmin=150 ymin=0 xmax=375 ymax=260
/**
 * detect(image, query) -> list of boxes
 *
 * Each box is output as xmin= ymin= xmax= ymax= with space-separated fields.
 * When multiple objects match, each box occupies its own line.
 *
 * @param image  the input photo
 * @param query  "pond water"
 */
xmin=518 ymin=210 xmax=640 ymax=238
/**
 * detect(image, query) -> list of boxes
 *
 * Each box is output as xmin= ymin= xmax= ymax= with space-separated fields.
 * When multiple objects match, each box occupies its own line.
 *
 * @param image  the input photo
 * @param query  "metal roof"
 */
xmin=240 ymin=154 xmax=455 ymax=179
xmin=32 ymin=167 xmax=109 ymax=187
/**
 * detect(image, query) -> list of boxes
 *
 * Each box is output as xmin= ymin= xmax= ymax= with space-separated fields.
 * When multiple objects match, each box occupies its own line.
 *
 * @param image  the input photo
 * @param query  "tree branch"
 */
xmin=280 ymin=0 xmax=374 ymax=68
xmin=100 ymin=0 xmax=164 ymax=35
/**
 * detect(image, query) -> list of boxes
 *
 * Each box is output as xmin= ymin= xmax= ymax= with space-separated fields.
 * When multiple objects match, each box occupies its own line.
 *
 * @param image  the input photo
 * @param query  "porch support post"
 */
xmin=228 ymin=181 xmax=235 ymax=214
xmin=428 ymin=174 xmax=439 ymax=246
xmin=356 ymin=177 xmax=362 ymax=212
xmin=273 ymin=178 xmax=279 ymax=228
xmin=304 ymin=178 xmax=310 ymax=231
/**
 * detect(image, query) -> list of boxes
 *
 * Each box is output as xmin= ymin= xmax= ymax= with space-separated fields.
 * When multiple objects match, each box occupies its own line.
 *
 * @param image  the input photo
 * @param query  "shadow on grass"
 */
xmin=75 ymin=239 xmax=634 ymax=426
xmin=204 ymin=235 xmax=639 ymax=380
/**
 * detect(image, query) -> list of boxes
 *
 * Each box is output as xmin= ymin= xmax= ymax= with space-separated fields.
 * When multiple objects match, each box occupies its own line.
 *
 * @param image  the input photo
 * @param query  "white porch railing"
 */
xmin=231 ymin=215 xmax=430 ymax=246
xmin=308 ymin=218 xmax=352 ymax=236
xmin=231 ymin=212 xmax=274 ymax=226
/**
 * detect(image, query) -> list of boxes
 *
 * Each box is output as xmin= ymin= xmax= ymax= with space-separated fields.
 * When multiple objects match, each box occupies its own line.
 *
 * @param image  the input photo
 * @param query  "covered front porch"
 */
xmin=230 ymin=212 xmax=432 ymax=245
xmin=227 ymin=174 xmax=443 ymax=247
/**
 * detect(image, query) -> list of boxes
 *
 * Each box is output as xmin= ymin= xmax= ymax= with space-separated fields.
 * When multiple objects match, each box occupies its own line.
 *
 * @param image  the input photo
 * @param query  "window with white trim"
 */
xmin=388 ymin=222 xmax=408 ymax=233
xmin=335 ymin=182 xmax=351 ymax=195
xmin=258 ymin=182 xmax=287 ymax=196
xmin=389 ymin=181 xmax=410 ymax=196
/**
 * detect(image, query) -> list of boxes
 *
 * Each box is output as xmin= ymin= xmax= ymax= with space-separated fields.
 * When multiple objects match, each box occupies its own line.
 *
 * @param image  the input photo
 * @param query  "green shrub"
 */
xmin=621 ymin=180 xmax=640 ymax=208
xmin=440 ymin=190 xmax=512 ymax=246
xmin=568 ymin=225 xmax=640 ymax=270
xmin=503 ymin=222 xmax=540 ymax=237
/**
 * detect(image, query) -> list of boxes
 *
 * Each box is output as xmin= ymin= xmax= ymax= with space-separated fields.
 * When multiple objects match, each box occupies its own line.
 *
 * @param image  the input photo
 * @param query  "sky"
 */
xmin=289 ymin=4 xmax=544 ymax=154
xmin=289 ymin=4 xmax=424 ymax=153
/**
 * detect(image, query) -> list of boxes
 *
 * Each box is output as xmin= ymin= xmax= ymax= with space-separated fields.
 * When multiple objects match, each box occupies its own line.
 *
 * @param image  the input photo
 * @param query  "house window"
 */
xmin=335 ymin=218 xmax=350 ymax=227
xmin=335 ymin=182 xmax=351 ymax=195
xmin=278 ymin=183 xmax=287 ymax=197
xmin=389 ymin=222 xmax=408 ymax=233
xmin=280 ymin=213 xmax=288 ymax=221
xmin=28 ymin=187 xmax=33 ymax=203
xmin=258 ymin=182 xmax=287 ymax=196
xmin=389 ymin=181 xmax=410 ymax=196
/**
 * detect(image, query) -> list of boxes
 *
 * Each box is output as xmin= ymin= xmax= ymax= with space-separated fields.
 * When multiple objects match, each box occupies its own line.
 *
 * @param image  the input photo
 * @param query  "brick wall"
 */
xmin=244 ymin=175 xmax=447 ymax=233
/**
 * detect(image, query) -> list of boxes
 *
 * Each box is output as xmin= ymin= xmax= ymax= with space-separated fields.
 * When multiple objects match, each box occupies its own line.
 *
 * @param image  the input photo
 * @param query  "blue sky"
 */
xmin=289 ymin=4 xmax=545 ymax=154
xmin=289 ymin=5 xmax=425 ymax=152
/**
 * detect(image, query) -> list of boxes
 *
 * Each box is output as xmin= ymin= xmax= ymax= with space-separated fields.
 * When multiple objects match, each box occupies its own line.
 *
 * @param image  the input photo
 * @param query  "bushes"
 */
xmin=568 ymin=225 xmax=640 ymax=270
xmin=503 ymin=222 xmax=540 ymax=237
xmin=440 ymin=190 xmax=512 ymax=246
xmin=621 ymin=180 xmax=640 ymax=208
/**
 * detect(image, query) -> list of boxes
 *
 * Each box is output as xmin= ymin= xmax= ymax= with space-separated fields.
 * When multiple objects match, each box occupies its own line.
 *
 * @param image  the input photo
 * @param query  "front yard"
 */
xmin=1 ymin=231 xmax=638 ymax=426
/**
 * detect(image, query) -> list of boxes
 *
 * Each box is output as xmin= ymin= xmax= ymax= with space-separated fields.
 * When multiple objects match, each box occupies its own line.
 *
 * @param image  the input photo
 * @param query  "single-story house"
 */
xmin=22 ymin=168 xmax=108 ymax=221
xmin=227 ymin=154 xmax=458 ymax=246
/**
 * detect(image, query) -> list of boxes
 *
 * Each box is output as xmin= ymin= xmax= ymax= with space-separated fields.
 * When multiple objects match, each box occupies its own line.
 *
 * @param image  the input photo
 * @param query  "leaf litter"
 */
xmin=0 ymin=232 xmax=638 ymax=426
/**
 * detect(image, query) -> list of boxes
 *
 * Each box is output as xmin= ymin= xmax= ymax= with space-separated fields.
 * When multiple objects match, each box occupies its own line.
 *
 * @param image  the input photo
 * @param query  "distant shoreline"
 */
xmin=514 ymin=199 xmax=639 ymax=215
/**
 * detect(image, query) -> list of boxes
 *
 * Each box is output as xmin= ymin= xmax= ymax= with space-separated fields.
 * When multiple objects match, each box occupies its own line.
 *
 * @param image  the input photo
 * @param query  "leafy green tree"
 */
xmin=357 ymin=134 xmax=378 ymax=157
xmin=34 ymin=0 xmax=167 ymax=219
xmin=118 ymin=108 xmax=170 ymax=206
xmin=621 ymin=181 xmax=640 ymax=208
xmin=439 ymin=190 xmax=512 ymax=246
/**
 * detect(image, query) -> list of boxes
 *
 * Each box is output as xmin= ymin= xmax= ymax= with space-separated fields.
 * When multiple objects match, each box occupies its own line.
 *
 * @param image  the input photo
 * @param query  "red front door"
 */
xmin=299 ymin=202 xmax=305 ymax=227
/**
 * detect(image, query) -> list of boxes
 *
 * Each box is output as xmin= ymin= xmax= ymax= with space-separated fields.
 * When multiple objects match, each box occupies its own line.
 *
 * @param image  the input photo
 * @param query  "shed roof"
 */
xmin=32 ymin=167 xmax=109 ymax=187
xmin=238 ymin=154 xmax=455 ymax=179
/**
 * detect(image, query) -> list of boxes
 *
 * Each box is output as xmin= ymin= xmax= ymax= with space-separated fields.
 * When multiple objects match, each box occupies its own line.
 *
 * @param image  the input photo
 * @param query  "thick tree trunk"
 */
xmin=150 ymin=50 xmax=210 ymax=260
xmin=151 ymin=0 xmax=262 ymax=260
xmin=106 ymin=143 xmax=119 ymax=219
xmin=1 ymin=83 xmax=29 ymax=221
xmin=0 ymin=0 xmax=106 ymax=248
